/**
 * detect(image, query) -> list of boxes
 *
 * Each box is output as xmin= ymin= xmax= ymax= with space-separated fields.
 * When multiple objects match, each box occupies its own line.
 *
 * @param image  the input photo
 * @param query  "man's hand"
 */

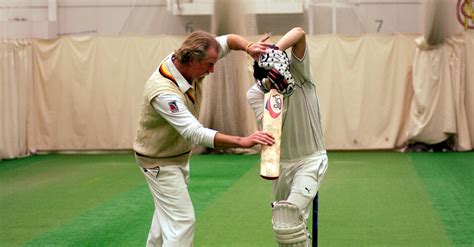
xmin=239 ymin=130 xmax=275 ymax=148
xmin=246 ymin=34 xmax=273 ymax=60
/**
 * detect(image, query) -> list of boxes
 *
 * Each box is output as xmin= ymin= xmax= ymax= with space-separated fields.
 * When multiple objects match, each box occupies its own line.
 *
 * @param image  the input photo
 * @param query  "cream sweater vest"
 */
xmin=133 ymin=69 xmax=199 ymax=167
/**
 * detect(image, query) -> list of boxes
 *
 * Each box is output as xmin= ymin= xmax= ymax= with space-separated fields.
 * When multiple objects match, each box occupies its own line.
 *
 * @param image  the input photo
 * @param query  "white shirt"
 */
xmin=151 ymin=35 xmax=231 ymax=148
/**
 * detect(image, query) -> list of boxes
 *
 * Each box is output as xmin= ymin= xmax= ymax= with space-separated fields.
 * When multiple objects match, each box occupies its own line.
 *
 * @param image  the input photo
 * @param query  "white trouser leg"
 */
xmin=147 ymin=209 xmax=163 ymax=247
xmin=273 ymin=152 xmax=328 ymax=220
xmin=141 ymin=163 xmax=195 ymax=247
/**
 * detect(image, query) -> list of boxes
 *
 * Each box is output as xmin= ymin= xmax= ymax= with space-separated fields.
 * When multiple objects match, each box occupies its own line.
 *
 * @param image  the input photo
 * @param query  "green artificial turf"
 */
xmin=188 ymin=154 xmax=264 ymax=215
xmin=319 ymin=152 xmax=451 ymax=247
xmin=0 ymin=153 xmax=257 ymax=246
xmin=409 ymin=152 xmax=474 ymax=247
xmin=194 ymin=158 xmax=274 ymax=246
xmin=0 ymin=154 xmax=148 ymax=246
xmin=1 ymin=151 xmax=473 ymax=247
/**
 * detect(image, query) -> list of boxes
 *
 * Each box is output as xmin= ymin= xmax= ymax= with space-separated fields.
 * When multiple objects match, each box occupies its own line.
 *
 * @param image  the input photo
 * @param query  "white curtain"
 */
xmin=30 ymin=36 xmax=182 ymax=151
xmin=466 ymin=31 xmax=474 ymax=149
xmin=407 ymin=36 xmax=472 ymax=150
xmin=406 ymin=0 xmax=472 ymax=150
xmin=0 ymin=41 xmax=33 ymax=159
xmin=2 ymin=33 xmax=474 ymax=160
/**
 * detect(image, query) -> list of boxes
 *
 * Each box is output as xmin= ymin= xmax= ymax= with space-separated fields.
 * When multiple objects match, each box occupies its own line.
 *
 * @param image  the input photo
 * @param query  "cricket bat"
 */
xmin=260 ymin=89 xmax=283 ymax=180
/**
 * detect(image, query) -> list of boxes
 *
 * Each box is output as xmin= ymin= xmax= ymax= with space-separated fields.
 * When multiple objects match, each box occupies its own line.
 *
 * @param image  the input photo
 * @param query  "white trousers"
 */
xmin=140 ymin=162 xmax=195 ymax=247
xmin=273 ymin=151 xmax=328 ymax=220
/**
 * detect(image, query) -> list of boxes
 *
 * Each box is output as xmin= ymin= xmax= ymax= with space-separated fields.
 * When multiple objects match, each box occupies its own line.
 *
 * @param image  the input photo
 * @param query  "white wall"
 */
xmin=1 ymin=0 xmax=430 ymax=39
xmin=309 ymin=0 xmax=422 ymax=34
xmin=1 ymin=0 xmax=57 ymax=39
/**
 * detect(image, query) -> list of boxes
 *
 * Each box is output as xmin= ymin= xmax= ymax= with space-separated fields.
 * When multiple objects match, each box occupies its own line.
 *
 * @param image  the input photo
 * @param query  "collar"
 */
xmin=163 ymin=54 xmax=193 ymax=93
xmin=159 ymin=54 xmax=196 ymax=104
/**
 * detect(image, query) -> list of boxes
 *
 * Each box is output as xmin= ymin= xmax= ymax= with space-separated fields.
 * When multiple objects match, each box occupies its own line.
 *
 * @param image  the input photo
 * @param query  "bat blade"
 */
xmin=260 ymin=89 xmax=283 ymax=180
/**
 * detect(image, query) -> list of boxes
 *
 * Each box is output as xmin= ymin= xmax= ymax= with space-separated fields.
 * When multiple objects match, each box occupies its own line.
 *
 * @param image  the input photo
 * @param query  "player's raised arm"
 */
xmin=275 ymin=27 xmax=306 ymax=60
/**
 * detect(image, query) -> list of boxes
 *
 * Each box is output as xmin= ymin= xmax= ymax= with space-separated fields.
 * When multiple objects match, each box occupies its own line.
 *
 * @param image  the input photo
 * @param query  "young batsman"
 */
xmin=247 ymin=27 xmax=329 ymax=246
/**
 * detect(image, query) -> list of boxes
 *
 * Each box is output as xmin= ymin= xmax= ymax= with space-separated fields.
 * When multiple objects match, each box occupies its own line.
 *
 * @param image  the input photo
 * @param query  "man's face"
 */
xmin=189 ymin=47 xmax=218 ymax=80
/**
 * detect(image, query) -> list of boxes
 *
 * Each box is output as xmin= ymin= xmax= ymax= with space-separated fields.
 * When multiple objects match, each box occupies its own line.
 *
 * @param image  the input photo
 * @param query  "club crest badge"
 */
xmin=457 ymin=0 xmax=474 ymax=30
xmin=168 ymin=101 xmax=179 ymax=113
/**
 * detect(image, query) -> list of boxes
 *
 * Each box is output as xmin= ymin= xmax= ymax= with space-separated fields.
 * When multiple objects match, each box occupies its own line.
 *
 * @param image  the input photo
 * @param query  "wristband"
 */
xmin=245 ymin=42 xmax=254 ymax=53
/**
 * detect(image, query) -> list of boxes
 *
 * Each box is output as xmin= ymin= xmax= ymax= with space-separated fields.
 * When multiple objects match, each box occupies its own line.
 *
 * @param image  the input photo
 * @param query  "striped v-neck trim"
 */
xmin=159 ymin=62 xmax=195 ymax=104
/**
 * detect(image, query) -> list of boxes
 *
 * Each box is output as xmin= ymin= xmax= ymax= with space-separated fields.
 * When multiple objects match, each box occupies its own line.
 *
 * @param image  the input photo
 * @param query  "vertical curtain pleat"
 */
xmin=1 ymin=41 xmax=32 ymax=159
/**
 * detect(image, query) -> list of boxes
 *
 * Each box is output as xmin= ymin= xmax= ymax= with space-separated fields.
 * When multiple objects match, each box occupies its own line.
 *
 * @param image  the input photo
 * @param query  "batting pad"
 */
xmin=272 ymin=201 xmax=309 ymax=247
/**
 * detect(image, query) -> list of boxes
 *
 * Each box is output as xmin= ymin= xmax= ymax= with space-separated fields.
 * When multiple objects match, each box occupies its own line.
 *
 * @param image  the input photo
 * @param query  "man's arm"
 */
xmin=152 ymin=94 xmax=217 ymax=147
xmin=226 ymin=34 xmax=271 ymax=60
xmin=152 ymin=94 xmax=273 ymax=149
xmin=275 ymin=27 xmax=306 ymax=60
xmin=214 ymin=131 xmax=274 ymax=148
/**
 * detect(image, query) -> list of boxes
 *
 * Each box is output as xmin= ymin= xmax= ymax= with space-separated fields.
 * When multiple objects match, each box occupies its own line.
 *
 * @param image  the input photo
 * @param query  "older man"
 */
xmin=133 ymin=30 xmax=274 ymax=246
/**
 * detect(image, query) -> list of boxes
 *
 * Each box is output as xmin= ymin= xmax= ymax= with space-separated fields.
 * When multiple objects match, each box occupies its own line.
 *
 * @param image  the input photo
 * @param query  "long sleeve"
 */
xmin=152 ymin=94 xmax=217 ymax=148
xmin=246 ymin=84 xmax=265 ymax=128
